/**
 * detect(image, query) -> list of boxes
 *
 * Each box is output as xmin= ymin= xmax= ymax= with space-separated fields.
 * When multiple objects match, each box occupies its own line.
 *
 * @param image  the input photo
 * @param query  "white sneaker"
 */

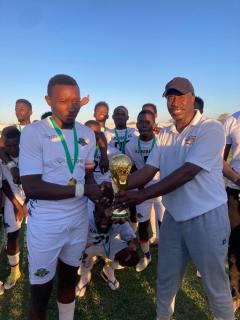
xmin=149 ymin=237 xmax=158 ymax=246
xmin=4 ymin=271 xmax=21 ymax=290
xmin=136 ymin=256 xmax=151 ymax=272
xmin=101 ymin=265 xmax=119 ymax=290
xmin=0 ymin=281 xmax=4 ymax=295
xmin=76 ymin=271 xmax=91 ymax=298
xmin=196 ymin=270 xmax=202 ymax=278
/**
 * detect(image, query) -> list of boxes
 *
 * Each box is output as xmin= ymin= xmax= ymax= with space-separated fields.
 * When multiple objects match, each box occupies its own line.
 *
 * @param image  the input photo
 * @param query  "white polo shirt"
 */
xmin=224 ymin=111 xmax=240 ymax=190
xmin=19 ymin=118 xmax=95 ymax=223
xmin=147 ymin=110 xmax=227 ymax=222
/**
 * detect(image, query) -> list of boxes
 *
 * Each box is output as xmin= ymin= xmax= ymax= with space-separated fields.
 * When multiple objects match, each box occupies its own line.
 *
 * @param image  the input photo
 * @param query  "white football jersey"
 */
xmin=87 ymin=210 xmax=135 ymax=247
xmin=125 ymin=136 xmax=160 ymax=186
xmin=105 ymin=127 xmax=138 ymax=153
xmin=1 ymin=156 xmax=25 ymax=205
xmin=19 ymin=118 xmax=95 ymax=223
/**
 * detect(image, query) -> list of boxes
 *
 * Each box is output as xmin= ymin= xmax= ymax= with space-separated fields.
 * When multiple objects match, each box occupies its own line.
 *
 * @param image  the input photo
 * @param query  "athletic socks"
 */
xmin=140 ymin=241 xmax=150 ymax=259
xmin=57 ymin=300 xmax=75 ymax=320
xmin=7 ymin=253 xmax=20 ymax=278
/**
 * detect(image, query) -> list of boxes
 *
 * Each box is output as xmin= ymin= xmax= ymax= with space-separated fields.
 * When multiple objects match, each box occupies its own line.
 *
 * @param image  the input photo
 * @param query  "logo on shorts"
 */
xmin=34 ymin=268 xmax=50 ymax=277
xmin=137 ymin=213 xmax=143 ymax=219
xmin=78 ymin=137 xmax=88 ymax=146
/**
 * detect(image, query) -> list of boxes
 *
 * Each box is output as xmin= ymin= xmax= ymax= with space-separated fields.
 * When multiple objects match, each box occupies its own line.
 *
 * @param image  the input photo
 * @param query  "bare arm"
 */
xmin=21 ymin=175 xmax=75 ymax=200
xmin=115 ymin=163 xmax=201 ymax=208
xmin=126 ymin=164 xmax=159 ymax=190
xmin=224 ymin=144 xmax=231 ymax=161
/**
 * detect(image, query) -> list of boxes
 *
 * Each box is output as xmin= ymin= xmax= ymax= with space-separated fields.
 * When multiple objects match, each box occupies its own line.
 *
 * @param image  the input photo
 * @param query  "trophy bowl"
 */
xmin=109 ymin=154 xmax=132 ymax=219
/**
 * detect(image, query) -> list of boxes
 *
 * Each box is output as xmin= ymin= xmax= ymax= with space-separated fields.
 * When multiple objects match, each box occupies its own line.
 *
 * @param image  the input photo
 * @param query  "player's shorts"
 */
xmin=4 ymin=198 xmax=23 ymax=233
xmin=27 ymin=214 xmax=89 ymax=285
xmin=84 ymin=238 xmax=128 ymax=263
xmin=136 ymin=197 xmax=165 ymax=223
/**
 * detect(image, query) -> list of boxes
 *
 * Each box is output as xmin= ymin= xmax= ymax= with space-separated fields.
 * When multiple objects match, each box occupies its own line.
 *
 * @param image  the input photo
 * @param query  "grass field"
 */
xmin=0 ymin=223 xmax=239 ymax=320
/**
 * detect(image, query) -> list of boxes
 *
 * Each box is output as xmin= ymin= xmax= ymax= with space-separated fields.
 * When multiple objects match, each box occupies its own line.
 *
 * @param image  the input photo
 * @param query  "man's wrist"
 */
xmin=7 ymin=161 xmax=17 ymax=170
xmin=75 ymin=184 xmax=84 ymax=198
xmin=234 ymin=177 xmax=240 ymax=186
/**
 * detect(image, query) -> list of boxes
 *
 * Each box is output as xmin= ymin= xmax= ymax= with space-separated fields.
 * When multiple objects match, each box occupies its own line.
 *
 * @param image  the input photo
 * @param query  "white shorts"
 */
xmin=84 ymin=238 xmax=128 ymax=263
xmin=136 ymin=197 xmax=165 ymax=223
xmin=4 ymin=198 xmax=22 ymax=233
xmin=27 ymin=215 xmax=89 ymax=285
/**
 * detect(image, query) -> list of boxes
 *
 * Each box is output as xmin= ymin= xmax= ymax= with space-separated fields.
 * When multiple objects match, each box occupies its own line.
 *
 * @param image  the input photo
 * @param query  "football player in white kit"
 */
xmin=93 ymin=101 xmax=110 ymax=132
xmin=0 ymin=126 xmax=27 ymax=290
xmin=105 ymin=106 xmax=139 ymax=228
xmin=0 ymin=99 xmax=32 ymax=186
xmin=105 ymin=106 xmax=138 ymax=153
xmin=125 ymin=110 xmax=165 ymax=272
xmin=19 ymin=74 xmax=111 ymax=320
xmin=76 ymin=203 xmax=139 ymax=298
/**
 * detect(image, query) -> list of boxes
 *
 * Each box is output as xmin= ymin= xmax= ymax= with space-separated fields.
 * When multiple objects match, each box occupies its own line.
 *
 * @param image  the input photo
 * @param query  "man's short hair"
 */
xmin=84 ymin=120 xmax=100 ymax=128
xmin=16 ymin=99 xmax=32 ymax=110
xmin=94 ymin=101 xmax=109 ymax=113
xmin=47 ymin=74 xmax=78 ymax=96
xmin=194 ymin=96 xmax=204 ymax=111
xmin=137 ymin=110 xmax=155 ymax=122
xmin=142 ymin=103 xmax=157 ymax=115
xmin=41 ymin=111 xmax=52 ymax=120
xmin=1 ymin=126 xmax=21 ymax=139
xmin=113 ymin=105 xmax=128 ymax=115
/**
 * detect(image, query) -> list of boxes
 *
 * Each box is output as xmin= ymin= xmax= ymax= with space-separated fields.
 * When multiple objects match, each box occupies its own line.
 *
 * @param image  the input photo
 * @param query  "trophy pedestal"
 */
xmin=112 ymin=208 xmax=129 ymax=219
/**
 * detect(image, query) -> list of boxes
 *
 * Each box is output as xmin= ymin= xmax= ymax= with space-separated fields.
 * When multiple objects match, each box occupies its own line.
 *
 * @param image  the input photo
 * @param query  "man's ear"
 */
xmin=45 ymin=95 xmax=52 ymax=107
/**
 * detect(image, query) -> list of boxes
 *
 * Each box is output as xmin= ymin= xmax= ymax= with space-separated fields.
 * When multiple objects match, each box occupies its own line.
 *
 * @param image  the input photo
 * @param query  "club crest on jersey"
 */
xmin=184 ymin=135 xmax=196 ymax=145
xmin=78 ymin=138 xmax=88 ymax=146
xmin=34 ymin=268 xmax=50 ymax=277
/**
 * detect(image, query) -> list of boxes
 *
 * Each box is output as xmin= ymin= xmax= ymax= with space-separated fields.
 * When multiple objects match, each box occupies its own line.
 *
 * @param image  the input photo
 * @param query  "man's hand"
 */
xmin=100 ymin=181 xmax=113 ymax=199
xmin=10 ymin=167 xmax=21 ymax=185
xmin=80 ymin=95 xmax=90 ymax=107
xmin=85 ymin=183 xmax=112 ymax=206
xmin=99 ymin=154 xmax=109 ymax=174
xmin=13 ymin=203 xmax=24 ymax=221
xmin=128 ymin=238 xmax=137 ymax=252
xmin=114 ymin=190 xmax=144 ymax=211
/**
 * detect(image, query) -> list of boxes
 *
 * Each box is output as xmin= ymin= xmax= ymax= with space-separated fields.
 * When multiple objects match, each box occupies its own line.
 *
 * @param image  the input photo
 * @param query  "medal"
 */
xmin=105 ymin=257 xmax=112 ymax=266
xmin=114 ymin=128 xmax=128 ymax=154
xmin=50 ymin=117 xmax=79 ymax=185
xmin=68 ymin=178 xmax=77 ymax=186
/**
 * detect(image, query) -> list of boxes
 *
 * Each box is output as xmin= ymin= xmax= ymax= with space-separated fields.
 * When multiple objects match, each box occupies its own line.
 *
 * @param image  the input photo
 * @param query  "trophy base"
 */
xmin=112 ymin=209 xmax=129 ymax=219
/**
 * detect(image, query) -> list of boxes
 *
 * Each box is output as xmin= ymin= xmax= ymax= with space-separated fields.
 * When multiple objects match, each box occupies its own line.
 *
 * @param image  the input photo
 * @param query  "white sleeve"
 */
xmin=119 ymin=222 xmax=136 ymax=241
xmin=185 ymin=121 xmax=225 ymax=172
xmin=85 ymin=129 xmax=96 ymax=162
xmin=19 ymin=125 xmax=43 ymax=176
xmin=223 ymin=116 xmax=233 ymax=145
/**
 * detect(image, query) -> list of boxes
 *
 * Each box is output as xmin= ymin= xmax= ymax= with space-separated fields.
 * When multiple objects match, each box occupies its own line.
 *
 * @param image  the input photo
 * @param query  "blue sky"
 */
xmin=0 ymin=0 xmax=239 ymax=124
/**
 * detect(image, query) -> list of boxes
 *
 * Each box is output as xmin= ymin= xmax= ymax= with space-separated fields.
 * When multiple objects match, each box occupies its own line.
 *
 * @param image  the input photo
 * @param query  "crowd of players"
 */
xmin=0 ymin=74 xmax=239 ymax=320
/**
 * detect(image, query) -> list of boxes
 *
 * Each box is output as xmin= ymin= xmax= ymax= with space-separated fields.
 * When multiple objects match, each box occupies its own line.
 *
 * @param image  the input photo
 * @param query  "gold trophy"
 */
xmin=109 ymin=154 xmax=132 ymax=219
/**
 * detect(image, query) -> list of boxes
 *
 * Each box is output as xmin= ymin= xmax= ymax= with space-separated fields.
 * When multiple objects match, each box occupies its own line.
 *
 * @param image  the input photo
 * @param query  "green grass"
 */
xmin=0 ymin=223 xmax=239 ymax=320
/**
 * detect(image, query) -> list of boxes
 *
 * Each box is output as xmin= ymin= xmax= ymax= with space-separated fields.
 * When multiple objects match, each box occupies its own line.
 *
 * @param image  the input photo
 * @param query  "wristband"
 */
xmin=6 ymin=161 xmax=17 ymax=170
xmin=75 ymin=184 xmax=84 ymax=198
